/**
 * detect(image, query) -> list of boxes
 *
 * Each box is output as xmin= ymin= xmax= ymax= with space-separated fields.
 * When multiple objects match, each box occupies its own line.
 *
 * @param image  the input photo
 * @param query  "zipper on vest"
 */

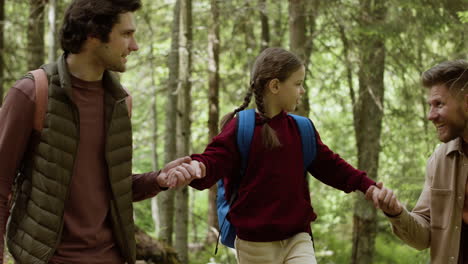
xmin=45 ymin=101 xmax=81 ymax=263
xmin=105 ymin=99 xmax=132 ymax=261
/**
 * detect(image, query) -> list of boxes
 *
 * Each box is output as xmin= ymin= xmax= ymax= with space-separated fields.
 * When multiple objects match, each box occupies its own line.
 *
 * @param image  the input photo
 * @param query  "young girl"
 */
xmin=173 ymin=47 xmax=377 ymax=264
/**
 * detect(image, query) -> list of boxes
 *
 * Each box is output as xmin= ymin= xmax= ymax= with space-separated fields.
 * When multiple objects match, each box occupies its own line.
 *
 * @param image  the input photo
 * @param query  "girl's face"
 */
xmin=276 ymin=65 xmax=306 ymax=112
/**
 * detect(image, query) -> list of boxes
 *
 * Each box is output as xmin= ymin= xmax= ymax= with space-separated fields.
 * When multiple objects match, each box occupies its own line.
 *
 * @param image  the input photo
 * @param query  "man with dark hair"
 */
xmin=0 ymin=0 xmax=203 ymax=263
xmin=373 ymin=60 xmax=468 ymax=263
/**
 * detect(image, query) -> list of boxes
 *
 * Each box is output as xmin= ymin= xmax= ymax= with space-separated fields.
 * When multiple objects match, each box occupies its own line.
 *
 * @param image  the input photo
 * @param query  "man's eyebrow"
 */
xmin=121 ymin=28 xmax=136 ymax=33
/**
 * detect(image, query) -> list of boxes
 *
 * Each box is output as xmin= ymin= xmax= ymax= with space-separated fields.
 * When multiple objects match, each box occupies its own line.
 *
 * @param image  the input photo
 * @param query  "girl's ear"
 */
xmin=267 ymin=78 xmax=280 ymax=94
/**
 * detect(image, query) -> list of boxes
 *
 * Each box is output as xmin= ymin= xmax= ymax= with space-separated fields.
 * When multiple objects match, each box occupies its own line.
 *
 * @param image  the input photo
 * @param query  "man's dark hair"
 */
xmin=421 ymin=59 xmax=468 ymax=96
xmin=60 ymin=0 xmax=142 ymax=54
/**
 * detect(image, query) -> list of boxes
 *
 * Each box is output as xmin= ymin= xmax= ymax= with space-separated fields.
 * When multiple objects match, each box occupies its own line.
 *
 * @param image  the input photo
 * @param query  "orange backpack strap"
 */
xmin=30 ymin=69 xmax=48 ymax=132
xmin=123 ymin=87 xmax=132 ymax=118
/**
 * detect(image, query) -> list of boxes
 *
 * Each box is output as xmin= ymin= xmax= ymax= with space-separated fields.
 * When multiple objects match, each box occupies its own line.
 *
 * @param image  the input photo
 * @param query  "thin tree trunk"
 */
xmin=158 ymin=0 xmax=180 ymax=246
xmin=338 ymin=23 xmax=356 ymax=108
xmin=350 ymin=1 xmax=387 ymax=263
xmin=0 ymin=0 xmax=4 ymax=105
xmin=175 ymin=0 xmax=192 ymax=262
xmin=190 ymin=188 xmax=198 ymax=243
xmin=47 ymin=0 xmax=57 ymax=63
xmin=148 ymin=17 xmax=160 ymax=237
xmin=259 ymin=0 xmax=269 ymax=51
xmin=272 ymin=1 xmax=285 ymax=47
xmin=28 ymin=0 xmax=45 ymax=69
xmin=288 ymin=0 xmax=318 ymax=117
xmin=151 ymin=75 xmax=160 ymax=235
xmin=242 ymin=0 xmax=256 ymax=59
xmin=206 ymin=0 xmax=220 ymax=244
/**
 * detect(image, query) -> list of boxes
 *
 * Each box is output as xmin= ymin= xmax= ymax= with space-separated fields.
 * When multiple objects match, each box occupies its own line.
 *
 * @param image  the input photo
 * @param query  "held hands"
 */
xmin=365 ymin=182 xmax=403 ymax=217
xmin=156 ymin=156 xmax=206 ymax=188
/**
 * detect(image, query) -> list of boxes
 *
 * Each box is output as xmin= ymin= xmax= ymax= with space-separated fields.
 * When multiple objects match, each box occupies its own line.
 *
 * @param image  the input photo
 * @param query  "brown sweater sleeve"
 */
xmin=132 ymin=171 xmax=167 ymax=202
xmin=0 ymin=78 xmax=35 ymax=260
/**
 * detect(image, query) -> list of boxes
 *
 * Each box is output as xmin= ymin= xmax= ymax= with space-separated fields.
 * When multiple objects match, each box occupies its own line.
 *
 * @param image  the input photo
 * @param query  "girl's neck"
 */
xmin=263 ymin=94 xmax=282 ymax=118
xmin=261 ymin=100 xmax=282 ymax=118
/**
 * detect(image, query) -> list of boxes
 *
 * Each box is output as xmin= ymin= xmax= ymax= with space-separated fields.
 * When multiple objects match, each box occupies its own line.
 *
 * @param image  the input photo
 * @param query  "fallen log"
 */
xmin=136 ymin=227 xmax=181 ymax=264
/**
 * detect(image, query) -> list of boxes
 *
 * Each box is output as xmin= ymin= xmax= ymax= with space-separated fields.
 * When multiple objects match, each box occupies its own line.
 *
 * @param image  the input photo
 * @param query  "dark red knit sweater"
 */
xmin=190 ymin=111 xmax=375 ymax=242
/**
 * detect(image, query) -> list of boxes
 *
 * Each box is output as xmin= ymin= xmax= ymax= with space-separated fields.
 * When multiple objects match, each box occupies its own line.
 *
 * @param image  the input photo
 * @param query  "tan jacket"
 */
xmin=387 ymin=138 xmax=468 ymax=264
xmin=389 ymin=138 xmax=468 ymax=264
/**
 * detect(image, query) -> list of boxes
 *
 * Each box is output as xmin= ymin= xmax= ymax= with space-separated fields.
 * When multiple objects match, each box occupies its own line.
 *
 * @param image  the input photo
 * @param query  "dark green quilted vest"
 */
xmin=6 ymin=55 xmax=136 ymax=264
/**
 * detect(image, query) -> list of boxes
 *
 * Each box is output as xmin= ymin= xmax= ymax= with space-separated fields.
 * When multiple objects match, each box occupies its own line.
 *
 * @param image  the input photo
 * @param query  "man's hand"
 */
xmin=166 ymin=160 xmax=206 ymax=188
xmin=365 ymin=182 xmax=383 ymax=209
xmin=157 ymin=156 xmax=192 ymax=188
xmin=365 ymin=182 xmax=403 ymax=216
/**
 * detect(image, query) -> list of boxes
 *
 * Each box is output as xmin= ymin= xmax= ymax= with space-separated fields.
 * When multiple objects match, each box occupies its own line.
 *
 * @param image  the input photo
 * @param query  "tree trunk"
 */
xmin=350 ymin=1 xmax=387 ymax=263
xmin=242 ymin=0 xmax=256 ymax=60
xmin=338 ymin=23 xmax=356 ymax=108
xmin=259 ymin=0 xmax=269 ymax=51
xmin=47 ymin=0 xmax=57 ymax=63
xmin=0 ymin=0 xmax=4 ymax=106
xmin=206 ymin=0 xmax=220 ymax=244
xmin=146 ymin=12 xmax=161 ymax=237
xmin=174 ymin=0 xmax=192 ymax=262
xmin=272 ymin=1 xmax=285 ymax=47
xmin=135 ymin=227 xmax=181 ymax=264
xmin=150 ymin=68 xmax=160 ymax=235
xmin=28 ymin=0 xmax=45 ymax=69
xmin=288 ymin=0 xmax=319 ymax=117
xmin=158 ymin=0 xmax=180 ymax=246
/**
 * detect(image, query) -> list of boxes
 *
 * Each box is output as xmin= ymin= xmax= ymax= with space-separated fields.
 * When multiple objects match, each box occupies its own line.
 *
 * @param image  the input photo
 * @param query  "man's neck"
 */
xmin=66 ymin=53 xmax=104 ymax=81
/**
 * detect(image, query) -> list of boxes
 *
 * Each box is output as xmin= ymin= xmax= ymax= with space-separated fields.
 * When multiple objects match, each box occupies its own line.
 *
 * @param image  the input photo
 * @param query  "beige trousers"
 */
xmin=235 ymin=232 xmax=317 ymax=264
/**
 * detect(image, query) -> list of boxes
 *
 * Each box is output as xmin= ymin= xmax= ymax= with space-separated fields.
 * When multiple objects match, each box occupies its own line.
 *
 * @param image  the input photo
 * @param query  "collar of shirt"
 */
xmin=445 ymin=137 xmax=465 ymax=156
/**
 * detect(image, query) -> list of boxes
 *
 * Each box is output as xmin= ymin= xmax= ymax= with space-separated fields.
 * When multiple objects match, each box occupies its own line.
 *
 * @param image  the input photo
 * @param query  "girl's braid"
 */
xmin=253 ymin=80 xmax=270 ymax=124
xmin=233 ymin=82 xmax=254 ymax=114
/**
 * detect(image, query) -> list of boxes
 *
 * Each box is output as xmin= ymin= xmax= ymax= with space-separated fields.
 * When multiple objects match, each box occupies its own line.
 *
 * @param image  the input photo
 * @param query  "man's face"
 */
xmin=95 ymin=12 xmax=139 ymax=72
xmin=427 ymin=84 xmax=468 ymax=143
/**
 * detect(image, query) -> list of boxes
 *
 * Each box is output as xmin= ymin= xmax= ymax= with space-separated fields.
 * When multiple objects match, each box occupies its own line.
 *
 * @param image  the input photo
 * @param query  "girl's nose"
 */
xmin=300 ymin=86 xmax=305 ymax=94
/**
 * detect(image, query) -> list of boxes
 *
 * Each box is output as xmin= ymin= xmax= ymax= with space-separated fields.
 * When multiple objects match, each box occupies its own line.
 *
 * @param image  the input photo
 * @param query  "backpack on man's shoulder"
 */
xmin=29 ymin=69 xmax=132 ymax=132
xmin=0 ymin=69 xmax=50 ymax=131
xmin=215 ymin=108 xmax=317 ymax=252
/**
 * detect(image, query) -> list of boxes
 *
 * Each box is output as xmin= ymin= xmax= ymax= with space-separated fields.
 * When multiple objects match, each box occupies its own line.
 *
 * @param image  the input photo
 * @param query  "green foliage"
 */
xmin=458 ymin=11 xmax=468 ymax=23
xmin=374 ymin=228 xmax=430 ymax=264
xmin=134 ymin=199 xmax=156 ymax=235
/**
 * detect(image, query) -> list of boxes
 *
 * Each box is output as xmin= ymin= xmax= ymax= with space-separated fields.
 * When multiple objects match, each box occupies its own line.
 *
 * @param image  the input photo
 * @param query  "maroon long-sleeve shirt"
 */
xmin=190 ymin=111 xmax=375 ymax=242
xmin=0 ymin=76 xmax=163 ymax=264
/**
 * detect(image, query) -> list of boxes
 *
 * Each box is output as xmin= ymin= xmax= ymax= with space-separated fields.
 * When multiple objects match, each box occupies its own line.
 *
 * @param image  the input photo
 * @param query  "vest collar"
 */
xmin=55 ymin=54 xmax=128 ymax=101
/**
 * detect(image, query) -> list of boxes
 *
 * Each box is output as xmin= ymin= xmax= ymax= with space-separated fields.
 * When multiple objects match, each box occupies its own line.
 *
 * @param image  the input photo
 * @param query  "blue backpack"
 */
xmin=215 ymin=109 xmax=317 ymax=252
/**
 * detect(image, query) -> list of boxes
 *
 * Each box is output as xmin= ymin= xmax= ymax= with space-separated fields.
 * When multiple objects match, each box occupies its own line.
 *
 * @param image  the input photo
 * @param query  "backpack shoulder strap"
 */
xmin=214 ymin=109 xmax=256 ymax=251
xmin=30 ymin=69 xmax=48 ymax=132
xmin=236 ymin=109 xmax=256 ymax=174
xmin=289 ymin=114 xmax=317 ymax=169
